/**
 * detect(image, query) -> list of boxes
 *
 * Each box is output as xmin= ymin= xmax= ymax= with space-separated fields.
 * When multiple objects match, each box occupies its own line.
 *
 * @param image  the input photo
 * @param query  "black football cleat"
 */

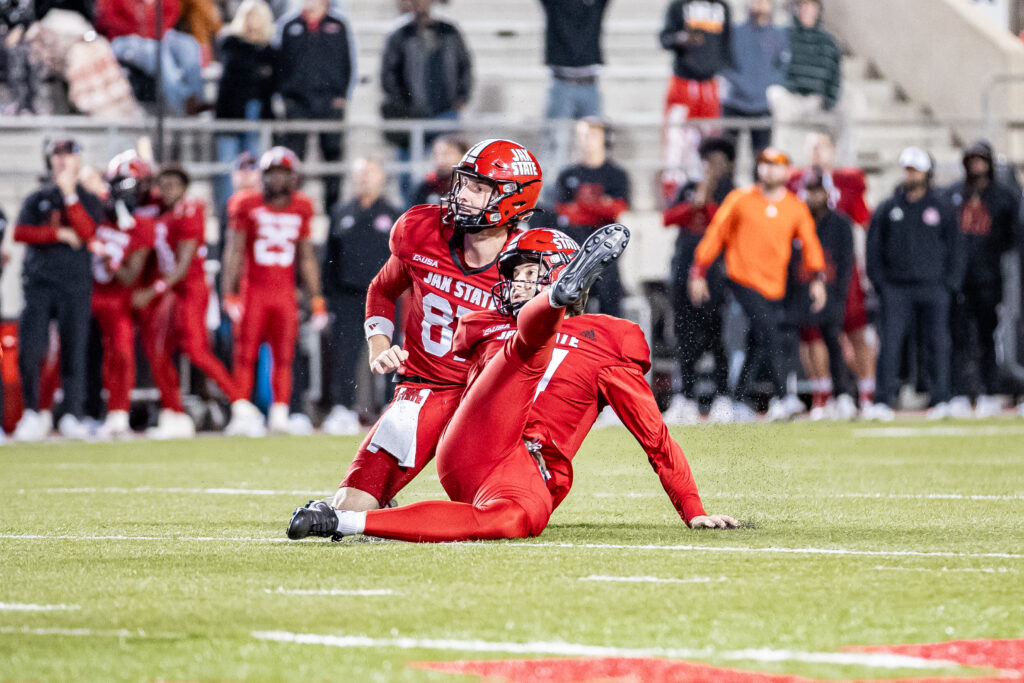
xmin=550 ymin=223 xmax=630 ymax=308
xmin=287 ymin=500 xmax=340 ymax=540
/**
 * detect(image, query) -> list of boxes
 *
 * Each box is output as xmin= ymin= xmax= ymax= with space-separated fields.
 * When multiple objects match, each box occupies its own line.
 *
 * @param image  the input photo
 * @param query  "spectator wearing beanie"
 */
xmin=766 ymin=0 xmax=841 ymax=164
xmin=276 ymin=0 xmax=356 ymax=213
xmin=866 ymin=147 xmax=964 ymax=421
xmin=721 ymin=0 xmax=785 ymax=159
xmin=945 ymin=140 xmax=1020 ymax=418
xmin=213 ymin=0 xmax=277 ymax=218
xmin=662 ymin=136 xmax=736 ymax=425
xmin=658 ymin=0 xmax=732 ymax=199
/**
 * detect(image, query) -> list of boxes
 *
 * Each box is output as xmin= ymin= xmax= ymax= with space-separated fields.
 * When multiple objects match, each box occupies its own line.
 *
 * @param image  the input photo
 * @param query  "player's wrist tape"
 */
xmin=364 ymin=316 xmax=394 ymax=341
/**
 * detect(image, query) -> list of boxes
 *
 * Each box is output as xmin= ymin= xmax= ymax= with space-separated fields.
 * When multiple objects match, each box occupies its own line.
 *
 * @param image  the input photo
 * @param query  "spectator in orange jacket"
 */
xmin=689 ymin=147 xmax=826 ymax=420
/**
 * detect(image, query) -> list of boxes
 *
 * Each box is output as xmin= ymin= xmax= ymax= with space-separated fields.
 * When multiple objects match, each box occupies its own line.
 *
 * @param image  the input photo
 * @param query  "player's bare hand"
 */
xmin=810 ymin=280 xmax=827 ymax=313
xmin=57 ymin=227 xmax=82 ymax=249
xmin=689 ymin=514 xmax=739 ymax=529
xmin=370 ymin=345 xmax=409 ymax=375
xmin=688 ymin=276 xmax=710 ymax=306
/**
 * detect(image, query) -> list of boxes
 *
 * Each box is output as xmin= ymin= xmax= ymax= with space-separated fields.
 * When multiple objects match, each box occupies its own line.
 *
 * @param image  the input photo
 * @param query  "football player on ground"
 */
xmin=288 ymin=226 xmax=738 ymax=542
xmin=222 ymin=147 xmax=326 ymax=436
xmin=130 ymin=164 xmax=257 ymax=437
xmin=330 ymin=139 xmax=543 ymax=514
xmin=90 ymin=155 xmax=157 ymax=439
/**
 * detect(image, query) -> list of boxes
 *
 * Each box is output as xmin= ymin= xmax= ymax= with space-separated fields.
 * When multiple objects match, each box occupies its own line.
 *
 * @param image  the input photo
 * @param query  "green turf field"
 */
xmin=2 ymin=421 xmax=1023 ymax=682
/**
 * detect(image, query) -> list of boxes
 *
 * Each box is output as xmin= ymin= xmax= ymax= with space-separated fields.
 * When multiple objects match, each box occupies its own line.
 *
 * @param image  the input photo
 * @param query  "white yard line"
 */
xmin=0 ymin=626 xmax=149 ymax=637
xmin=28 ymin=487 xmax=328 ymax=496
xmin=872 ymin=566 xmax=1014 ymax=574
xmin=853 ymin=425 xmax=1024 ymax=438
xmin=1 ymin=534 xmax=1021 ymax=560
xmin=265 ymin=588 xmax=395 ymax=596
xmin=0 ymin=603 xmax=80 ymax=611
xmin=251 ymin=630 xmax=963 ymax=670
xmin=579 ymin=576 xmax=727 ymax=584
xmin=592 ymin=492 xmax=1024 ymax=501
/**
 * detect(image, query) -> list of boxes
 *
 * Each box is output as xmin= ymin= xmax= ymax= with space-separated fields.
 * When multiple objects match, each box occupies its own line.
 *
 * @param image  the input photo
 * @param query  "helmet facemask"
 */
xmin=444 ymin=169 xmax=537 ymax=234
xmin=491 ymin=250 xmax=572 ymax=317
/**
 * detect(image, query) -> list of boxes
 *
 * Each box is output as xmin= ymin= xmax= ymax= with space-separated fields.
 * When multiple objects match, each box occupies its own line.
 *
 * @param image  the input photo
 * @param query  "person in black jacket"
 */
xmin=554 ymin=117 xmax=631 ymax=317
xmin=661 ymin=136 xmax=734 ymax=424
xmin=945 ymin=141 xmax=1020 ymax=418
xmin=866 ymin=147 xmax=964 ymax=420
xmin=380 ymin=0 xmax=472 ymax=201
xmin=540 ymin=0 xmax=608 ymax=120
xmin=213 ymin=0 xmax=277 ymax=223
xmin=12 ymin=139 xmax=103 ymax=441
xmin=275 ymin=0 xmax=356 ymax=212
xmin=321 ymin=158 xmax=399 ymax=435
xmin=788 ymin=168 xmax=854 ymax=420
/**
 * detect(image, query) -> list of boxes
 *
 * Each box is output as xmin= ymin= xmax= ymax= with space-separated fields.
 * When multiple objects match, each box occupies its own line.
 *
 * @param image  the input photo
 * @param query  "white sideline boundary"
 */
xmin=872 ymin=565 xmax=1014 ymax=574
xmin=251 ymin=630 xmax=964 ymax=670
xmin=0 ymin=626 xmax=149 ymax=637
xmin=579 ymin=576 xmax=727 ymax=584
xmin=265 ymin=588 xmax=395 ymax=596
xmin=16 ymin=487 xmax=1024 ymax=502
xmin=0 ymin=603 xmax=80 ymax=611
xmin=2 ymin=534 xmax=1022 ymax=559
xmin=853 ymin=425 xmax=1024 ymax=438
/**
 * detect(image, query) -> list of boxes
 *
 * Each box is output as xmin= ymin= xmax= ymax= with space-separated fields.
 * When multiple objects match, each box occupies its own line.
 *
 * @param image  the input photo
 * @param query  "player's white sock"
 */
xmin=334 ymin=510 xmax=366 ymax=536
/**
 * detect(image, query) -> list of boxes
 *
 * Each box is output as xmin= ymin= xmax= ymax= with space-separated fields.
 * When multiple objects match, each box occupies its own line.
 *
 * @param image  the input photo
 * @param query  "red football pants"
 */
xmin=174 ymin=282 xmax=242 ymax=401
xmin=363 ymin=294 xmax=564 ymax=542
xmin=233 ymin=291 xmax=297 ymax=404
xmin=92 ymin=291 xmax=135 ymax=412
xmin=136 ymin=292 xmax=184 ymax=412
xmin=340 ymin=383 xmax=463 ymax=506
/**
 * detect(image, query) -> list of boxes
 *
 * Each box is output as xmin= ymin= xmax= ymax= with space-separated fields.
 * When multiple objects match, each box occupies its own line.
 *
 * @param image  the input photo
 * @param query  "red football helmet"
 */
xmin=106 ymin=150 xmax=154 ymax=182
xmin=260 ymin=146 xmax=302 ymax=174
xmin=106 ymin=150 xmax=154 ymax=211
xmin=491 ymin=228 xmax=579 ymax=316
xmin=443 ymin=139 xmax=542 ymax=233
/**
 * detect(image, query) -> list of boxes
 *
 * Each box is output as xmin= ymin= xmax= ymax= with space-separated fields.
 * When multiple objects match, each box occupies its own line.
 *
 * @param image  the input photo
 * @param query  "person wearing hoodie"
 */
xmin=866 ymin=147 xmax=965 ymax=421
xmin=766 ymin=0 xmax=841 ymax=165
xmin=945 ymin=141 xmax=1020 ymax=418
xmin=658 ymin=0 xmax=732 ymax=201
xmin=721 ymin=0 xmax=786 ymax=159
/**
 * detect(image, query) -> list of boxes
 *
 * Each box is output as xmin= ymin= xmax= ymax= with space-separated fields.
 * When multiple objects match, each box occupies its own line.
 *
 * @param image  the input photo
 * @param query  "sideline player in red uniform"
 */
xmin=90 ymin=157 xmax=157 ymax=439
xmin=222 ymin=147 xmax=326 ymax=436
xmin=331 ymin=139 xmax=543 ymax=513
xmin=289 ymin=226 xmax=738 ymax=542
xmin=130 ymin=165 xmax=257 ymax=438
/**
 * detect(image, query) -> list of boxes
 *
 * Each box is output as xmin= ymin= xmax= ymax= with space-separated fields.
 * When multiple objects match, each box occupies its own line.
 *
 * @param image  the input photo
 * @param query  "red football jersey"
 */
xmin=154 ymin=197 xmax=208 ymax=291
xmin=364 ymin=204 xmax=519 ymax=387
xmin=91 ymin=216 xmax=156 ymax=297
xmin=229 ymin=189 xmax=313 ymax=292
xmin=453 ymin=311 xmax=707 ymax=523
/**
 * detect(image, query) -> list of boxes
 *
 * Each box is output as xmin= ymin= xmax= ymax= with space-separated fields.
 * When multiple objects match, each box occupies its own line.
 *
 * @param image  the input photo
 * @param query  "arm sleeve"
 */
xmin=598 ymin=364 xmax=707 ymax=524
xmin=796 ymin=206 xmax=826 ymax=273
xmin=865 ymin=204 xmax=887 ymax=289
xmin=659 ymin=1 xmax=681 ymax=51
xmin=692 ymin=189 xmax=738 ymax=275
xmin=944 ymin=205 xmax=966 ymax=291
xmin=454 ymin=30 xmax=473 ymax=105
xmin=380 ymin=32 xmax=405 ymax=111
xmin=824 ymin=37 xmax=842 ymax=110
xmin=364 ymin=254 xmax=412 ymax=339
xmin=13 ymin=195 xmax=58 ymax=244
xmin=835 ymin=217 xmax=855 ymax=296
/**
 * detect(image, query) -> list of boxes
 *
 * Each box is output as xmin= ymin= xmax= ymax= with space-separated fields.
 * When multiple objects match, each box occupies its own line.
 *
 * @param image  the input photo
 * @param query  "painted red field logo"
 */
xmin=412 ymin=638 xmax=1024 ymax=682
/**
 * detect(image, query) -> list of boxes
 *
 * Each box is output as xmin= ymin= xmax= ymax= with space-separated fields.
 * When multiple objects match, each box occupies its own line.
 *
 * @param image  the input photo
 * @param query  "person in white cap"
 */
xmin=865 ymin=147 xmax=965 ymax=421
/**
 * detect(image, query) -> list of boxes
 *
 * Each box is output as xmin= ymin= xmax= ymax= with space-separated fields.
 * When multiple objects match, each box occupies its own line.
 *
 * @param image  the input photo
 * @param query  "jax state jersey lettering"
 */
xmin=154 ymin=197 xmax=208 ymax=291
xmin=366 ymin=204 xmax=519 ymax=386
xmin=230 ymin=190 xmax=313 ymax=291
xmin=91 ymin=216 xmax=156 ymax=295
xmin=454 ymin=310 xmax=705 ymax=521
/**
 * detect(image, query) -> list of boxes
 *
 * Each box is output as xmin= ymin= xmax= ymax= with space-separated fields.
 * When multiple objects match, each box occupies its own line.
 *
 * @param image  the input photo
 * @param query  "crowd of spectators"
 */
xmin=1 ymin=0 xmax=1024 ymax=439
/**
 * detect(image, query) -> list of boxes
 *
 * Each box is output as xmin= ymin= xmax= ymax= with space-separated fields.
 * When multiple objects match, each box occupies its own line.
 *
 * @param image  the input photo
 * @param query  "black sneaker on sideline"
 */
xmin=287 ymin=500 xmax=339 ymax=540
xmin=550 ymin=223 xmax=630 ymax=308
